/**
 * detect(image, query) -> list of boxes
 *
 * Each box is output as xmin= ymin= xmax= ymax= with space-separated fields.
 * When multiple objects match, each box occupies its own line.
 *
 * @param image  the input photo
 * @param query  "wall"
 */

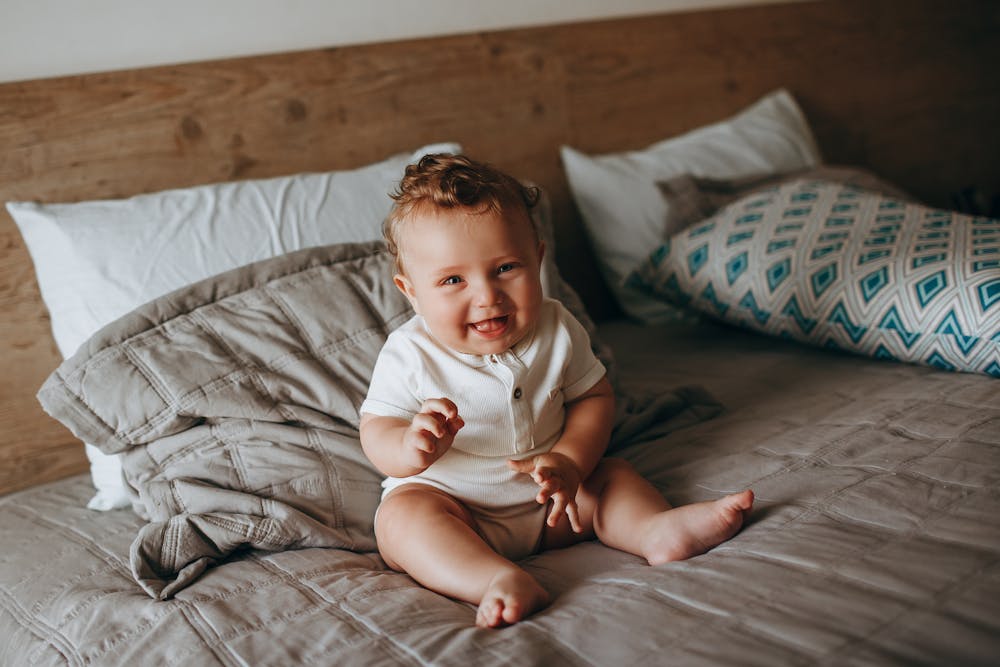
xmin=0 ymin=0 xmax=805 ymax=83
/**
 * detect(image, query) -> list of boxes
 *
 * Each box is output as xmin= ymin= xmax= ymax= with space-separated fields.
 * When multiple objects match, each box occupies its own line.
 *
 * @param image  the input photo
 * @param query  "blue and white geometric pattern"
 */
xmin=629 ymin=179 xmax=1000 ymax=377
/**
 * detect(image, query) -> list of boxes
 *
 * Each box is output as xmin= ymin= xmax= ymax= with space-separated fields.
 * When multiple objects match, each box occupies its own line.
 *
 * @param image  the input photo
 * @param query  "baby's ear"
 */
xmin=394 ymin=274 xmax=420 ymax=314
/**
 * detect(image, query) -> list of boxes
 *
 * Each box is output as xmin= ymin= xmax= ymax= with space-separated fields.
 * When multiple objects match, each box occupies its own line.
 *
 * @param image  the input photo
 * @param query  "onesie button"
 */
xmin=513 ymin=387 xmax=522 ymax=399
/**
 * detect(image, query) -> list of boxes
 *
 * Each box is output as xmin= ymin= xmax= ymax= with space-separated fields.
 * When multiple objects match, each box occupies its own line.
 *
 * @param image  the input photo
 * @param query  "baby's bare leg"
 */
xmin=376 ymin=484 xmax=549 ymax=628
xmin=583 ymin=459 xmax=753 ymax=564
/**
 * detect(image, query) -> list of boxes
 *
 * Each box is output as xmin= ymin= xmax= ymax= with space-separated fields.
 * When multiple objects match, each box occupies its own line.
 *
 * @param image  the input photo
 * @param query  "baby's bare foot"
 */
xmin=641 ymin=489 xmax=754 ymax=565
xmin=475 ymin=568 xmax=550 ymax=628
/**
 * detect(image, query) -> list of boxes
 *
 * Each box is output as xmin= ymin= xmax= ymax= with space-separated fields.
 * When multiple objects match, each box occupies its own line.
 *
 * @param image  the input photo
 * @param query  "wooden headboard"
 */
xmin=2 ymin=0 xmax=997 ymax=495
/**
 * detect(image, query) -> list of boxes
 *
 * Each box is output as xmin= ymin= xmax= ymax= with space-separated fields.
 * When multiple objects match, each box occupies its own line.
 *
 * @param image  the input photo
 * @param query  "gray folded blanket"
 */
xmin=38 ymin=241 xmax=720 ymax=599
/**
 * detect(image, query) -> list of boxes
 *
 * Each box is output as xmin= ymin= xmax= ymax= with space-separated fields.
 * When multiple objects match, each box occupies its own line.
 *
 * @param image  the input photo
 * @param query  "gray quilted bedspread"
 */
xmin=4 ymin=314 xmax=999 ymax=664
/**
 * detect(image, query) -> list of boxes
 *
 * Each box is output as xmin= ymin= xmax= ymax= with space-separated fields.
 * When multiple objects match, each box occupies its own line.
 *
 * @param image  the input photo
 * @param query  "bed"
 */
xmin=2 ymin=1 xmax=999 ymax=665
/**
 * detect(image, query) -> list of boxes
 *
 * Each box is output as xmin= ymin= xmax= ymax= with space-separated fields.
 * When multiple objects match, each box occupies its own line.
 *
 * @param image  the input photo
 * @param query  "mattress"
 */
xmin=3 ymin=320 xmax=998 ymax=666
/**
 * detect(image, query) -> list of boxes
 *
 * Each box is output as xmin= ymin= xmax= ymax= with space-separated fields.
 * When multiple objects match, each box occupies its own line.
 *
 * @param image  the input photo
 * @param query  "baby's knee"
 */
xmin=375 ymin=486 xmax=475 ymax=569
xmin=583 ymin=457 xmax=643 ymax=496
xmin=376 ymin=486 xmax=470 ymax=539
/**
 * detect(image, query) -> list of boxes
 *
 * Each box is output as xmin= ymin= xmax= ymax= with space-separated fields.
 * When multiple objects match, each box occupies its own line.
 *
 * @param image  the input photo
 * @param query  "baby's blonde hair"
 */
xmin=383 ymin=153 xmax=540 ymax=270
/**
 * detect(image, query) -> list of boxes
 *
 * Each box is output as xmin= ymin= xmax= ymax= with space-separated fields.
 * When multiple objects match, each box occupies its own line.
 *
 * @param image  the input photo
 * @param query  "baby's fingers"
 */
xmin=535 ymin=475 xmax=559 ymax=503
xmin=411 ymin=412 xmax=448 ymax=439
xmin=446 ymin=415 xmax=465 ymax=435
xmin=546 ymin=492 xmax=582 ymax=533
xmin=420 ymin=397 xmax=460 ymax=422
xmin=507 ymin=457 xmax=536 ymax=475
xmin=408 ymin=429 xmax=437 ymax=454
xmin=565 ymin=501 xmax=583 ymax=534
xmin=546 ymin=492 xmax=567 ymax=526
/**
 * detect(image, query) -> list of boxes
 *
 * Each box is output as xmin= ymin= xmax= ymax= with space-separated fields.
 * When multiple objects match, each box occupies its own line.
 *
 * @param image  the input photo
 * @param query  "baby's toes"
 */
xmin=500 ymin=597 xmax=525 ymax=626
xmin=476 ymin=598 xmax=505 ymax=628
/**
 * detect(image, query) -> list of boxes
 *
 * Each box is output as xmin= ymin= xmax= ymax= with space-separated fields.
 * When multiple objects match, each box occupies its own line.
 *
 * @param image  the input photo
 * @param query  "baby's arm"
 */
xmin=360 ymin=398 xmax=464 ymax=478
xmin=551 ymin=375 xmax=615 ymax=479
xmin=509 ymin=375 xmax=615 ymax=531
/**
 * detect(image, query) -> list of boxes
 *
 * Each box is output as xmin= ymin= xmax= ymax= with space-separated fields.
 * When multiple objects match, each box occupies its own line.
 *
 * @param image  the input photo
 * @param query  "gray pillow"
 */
xmin=39 ymin=242 xmax=403 ymax=598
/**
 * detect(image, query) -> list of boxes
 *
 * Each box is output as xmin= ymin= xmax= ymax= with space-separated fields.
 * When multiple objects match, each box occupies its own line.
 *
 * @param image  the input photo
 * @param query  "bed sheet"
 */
xmin=3 ymin=320 xmax=999 ymax=666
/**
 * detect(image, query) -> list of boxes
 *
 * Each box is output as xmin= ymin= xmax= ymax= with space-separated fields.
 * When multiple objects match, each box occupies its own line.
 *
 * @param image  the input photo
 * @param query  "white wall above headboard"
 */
xmin=1 ymin=0 xmax=807 ymax=84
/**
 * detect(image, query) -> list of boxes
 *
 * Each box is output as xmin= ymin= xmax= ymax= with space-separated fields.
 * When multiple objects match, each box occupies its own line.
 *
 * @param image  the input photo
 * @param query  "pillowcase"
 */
xmin=11 ymin=143 xmax=460 ymax=510
xmin=640 ymin=165 xmax=915 ymax=327
xmin=655 ymin=165 xmax=915 ymax=240
xmin=628 ymin=178 xmax=1000 ymax=377
xmin=561 ymin=88 xmax=822 ymax=323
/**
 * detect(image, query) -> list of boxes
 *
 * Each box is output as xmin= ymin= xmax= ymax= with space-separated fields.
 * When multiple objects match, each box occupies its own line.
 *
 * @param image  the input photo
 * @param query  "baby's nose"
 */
xmin=474 ymin=281 xmax=503 ymax=306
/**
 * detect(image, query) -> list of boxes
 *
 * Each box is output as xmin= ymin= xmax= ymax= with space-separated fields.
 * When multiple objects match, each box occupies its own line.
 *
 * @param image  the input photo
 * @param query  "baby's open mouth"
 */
xmin=471 ymin=316 xmax=509 ymax=334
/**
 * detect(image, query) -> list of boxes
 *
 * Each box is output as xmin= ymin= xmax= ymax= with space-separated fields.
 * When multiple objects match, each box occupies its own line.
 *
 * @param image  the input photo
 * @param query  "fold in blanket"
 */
xmin=38 ymin=242 xmax=721 ymax=599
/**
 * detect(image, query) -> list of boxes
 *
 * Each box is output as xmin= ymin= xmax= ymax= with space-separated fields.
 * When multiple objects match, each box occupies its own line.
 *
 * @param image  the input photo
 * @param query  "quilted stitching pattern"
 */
xmin=630 ymin=179 xmax=1000 ymax=376
xmin=4 ymin=322 xmax=999 ymax=665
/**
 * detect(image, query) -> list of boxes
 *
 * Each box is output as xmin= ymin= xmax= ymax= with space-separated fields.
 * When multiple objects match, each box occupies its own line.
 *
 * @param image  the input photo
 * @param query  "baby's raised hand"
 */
xmin=403 ymin=398 xmax=464 ymax=471
xmin=508 ymin=453 xmax=583 ymax=533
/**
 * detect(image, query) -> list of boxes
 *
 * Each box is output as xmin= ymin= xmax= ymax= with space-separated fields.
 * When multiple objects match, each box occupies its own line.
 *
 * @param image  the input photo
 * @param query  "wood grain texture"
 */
xmin=1 ymin=0 xmax=998 ymax=495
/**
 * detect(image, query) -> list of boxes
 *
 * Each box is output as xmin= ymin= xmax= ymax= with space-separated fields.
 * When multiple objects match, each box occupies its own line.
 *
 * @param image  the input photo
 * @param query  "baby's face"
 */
xmin=393 ymin=206 xmax=544 ymax=356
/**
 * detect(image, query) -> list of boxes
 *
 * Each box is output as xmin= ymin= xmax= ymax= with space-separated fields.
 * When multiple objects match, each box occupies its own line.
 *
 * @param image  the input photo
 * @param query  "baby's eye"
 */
xmin=497 ymin=263 xmax=518 ymax=274
xmin=441 ymin=275 xmax=463 ymax=286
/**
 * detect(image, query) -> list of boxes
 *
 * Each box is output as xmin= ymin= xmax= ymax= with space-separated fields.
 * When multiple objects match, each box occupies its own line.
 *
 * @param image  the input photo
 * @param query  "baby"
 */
xmin=360 ymin=153 xmax=753 ymax=628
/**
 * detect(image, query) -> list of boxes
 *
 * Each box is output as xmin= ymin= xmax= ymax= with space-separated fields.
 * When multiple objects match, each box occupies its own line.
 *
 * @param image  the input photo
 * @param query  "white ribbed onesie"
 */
xmin=360 ymin=297 xmax=606 ymax=559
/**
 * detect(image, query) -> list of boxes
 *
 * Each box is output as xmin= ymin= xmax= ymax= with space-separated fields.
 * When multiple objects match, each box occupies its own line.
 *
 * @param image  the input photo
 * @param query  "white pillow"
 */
xmin=561 ymin=89 xmax=822 ymax=323
xmin=10 ymin=142 xmax=461 ymax=510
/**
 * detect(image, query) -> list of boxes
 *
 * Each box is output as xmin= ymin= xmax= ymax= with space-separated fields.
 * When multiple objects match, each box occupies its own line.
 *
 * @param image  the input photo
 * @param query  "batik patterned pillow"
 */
xmin=628 ymin=179 xmax=1000 ymax=376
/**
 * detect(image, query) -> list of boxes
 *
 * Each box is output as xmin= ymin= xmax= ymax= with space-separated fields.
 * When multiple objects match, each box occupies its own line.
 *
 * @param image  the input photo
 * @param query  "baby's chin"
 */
xmin=455 ymin=336 xmax=515 ymax=356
